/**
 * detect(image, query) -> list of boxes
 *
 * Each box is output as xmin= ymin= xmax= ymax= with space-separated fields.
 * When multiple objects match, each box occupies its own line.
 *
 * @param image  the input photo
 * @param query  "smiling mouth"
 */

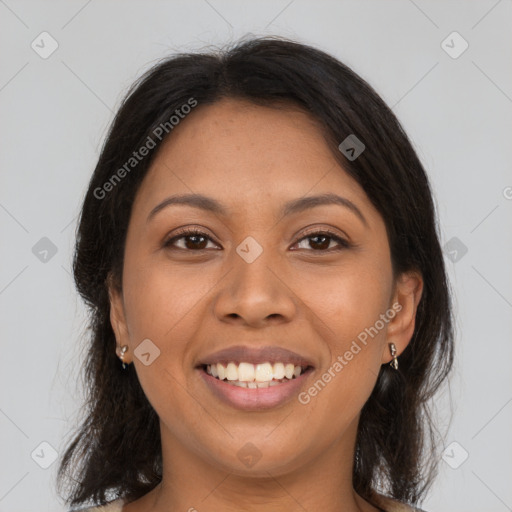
xmin=199 ymin=362 xmax=313 ymax=389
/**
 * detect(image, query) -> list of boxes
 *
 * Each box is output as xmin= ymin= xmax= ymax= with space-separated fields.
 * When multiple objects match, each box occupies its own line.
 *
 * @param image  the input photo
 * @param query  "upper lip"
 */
xmin=197 ymin=345 xmax=315 ymax=368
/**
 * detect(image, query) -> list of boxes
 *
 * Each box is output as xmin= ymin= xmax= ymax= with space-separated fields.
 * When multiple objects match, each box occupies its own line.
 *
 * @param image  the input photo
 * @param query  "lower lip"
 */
xmin=198 ymin=366 xmax=314 ymax=411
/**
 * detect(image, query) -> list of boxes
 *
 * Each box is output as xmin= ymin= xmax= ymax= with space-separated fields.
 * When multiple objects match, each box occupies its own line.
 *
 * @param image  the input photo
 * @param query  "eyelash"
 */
xmin=163 ymin=227 xmax=351 ymax=253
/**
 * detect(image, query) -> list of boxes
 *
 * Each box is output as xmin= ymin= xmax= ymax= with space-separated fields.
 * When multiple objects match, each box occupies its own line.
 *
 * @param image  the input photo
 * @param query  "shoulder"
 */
xmin=69 ymin=498 xmax=125 ymax=512
xmin=371 ymin=492 xmax=428 ymax=512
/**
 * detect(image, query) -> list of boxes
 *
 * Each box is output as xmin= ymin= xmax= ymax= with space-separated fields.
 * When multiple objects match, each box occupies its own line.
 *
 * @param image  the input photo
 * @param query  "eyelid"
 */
xmin=297 ymin=225 xmax=350 ymax=242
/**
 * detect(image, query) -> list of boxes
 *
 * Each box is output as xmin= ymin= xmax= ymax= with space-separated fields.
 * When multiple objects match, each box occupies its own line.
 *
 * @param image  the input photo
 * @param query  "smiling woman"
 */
xmin=58 ymin=36 xmax=454 ymax=512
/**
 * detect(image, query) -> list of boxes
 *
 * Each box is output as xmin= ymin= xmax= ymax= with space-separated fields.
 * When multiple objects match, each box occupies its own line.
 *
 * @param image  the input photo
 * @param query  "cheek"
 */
xmin=120 ymin=255 xmax=225 ymax=414
xmin=119 ymin=259 xmax=208 ymax=423
xmin=121 ymin=255 xmax=212 ymax=344
xmin=295 ymin=257 xmax=392 ymax=412
xmin=301 ymin=259 xmax=393 ymax=347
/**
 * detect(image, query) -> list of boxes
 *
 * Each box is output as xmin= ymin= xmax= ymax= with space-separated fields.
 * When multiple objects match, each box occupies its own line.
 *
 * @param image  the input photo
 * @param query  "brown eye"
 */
xmin=163 ymin=229 xmax=218 ymax=251
xmin=293 ymin=230 xmax=350 ymax=252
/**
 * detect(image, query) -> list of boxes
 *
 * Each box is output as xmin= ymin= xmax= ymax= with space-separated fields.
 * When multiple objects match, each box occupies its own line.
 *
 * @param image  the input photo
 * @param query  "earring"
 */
xmin=389 ymin=343 xmax=399 ymax=370
xmin=119 ymin=345 xmax=129 ymax=369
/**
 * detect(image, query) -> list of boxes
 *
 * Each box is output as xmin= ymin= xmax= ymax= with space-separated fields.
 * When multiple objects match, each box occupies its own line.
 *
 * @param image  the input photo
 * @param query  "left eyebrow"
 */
xmin=280 ymin=193 xmax=368 ymax=226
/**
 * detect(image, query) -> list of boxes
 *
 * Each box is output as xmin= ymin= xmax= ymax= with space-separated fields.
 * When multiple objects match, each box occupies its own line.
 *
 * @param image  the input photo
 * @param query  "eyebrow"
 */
xmin=147 ymin=192 xmax=367 ymax=226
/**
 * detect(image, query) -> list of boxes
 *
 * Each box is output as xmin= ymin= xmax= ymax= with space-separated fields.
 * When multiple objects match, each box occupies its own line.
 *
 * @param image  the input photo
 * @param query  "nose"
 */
xmin=212 ymin=246 xmax=297 ymax=328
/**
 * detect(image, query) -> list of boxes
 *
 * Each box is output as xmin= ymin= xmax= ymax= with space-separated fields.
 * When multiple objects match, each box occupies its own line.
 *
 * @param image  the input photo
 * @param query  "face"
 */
xmin=109 ymin=98 xmax=422 ymax=479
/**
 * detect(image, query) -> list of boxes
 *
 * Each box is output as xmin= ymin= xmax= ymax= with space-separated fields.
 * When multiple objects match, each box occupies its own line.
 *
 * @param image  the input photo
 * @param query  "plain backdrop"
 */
xmin=1 ymin=1 xmax=511 ymax=511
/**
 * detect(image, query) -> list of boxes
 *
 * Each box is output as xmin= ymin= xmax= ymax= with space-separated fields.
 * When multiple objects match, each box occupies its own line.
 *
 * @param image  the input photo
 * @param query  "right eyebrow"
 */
xmin=147 ymin=194 xmax=228 ymax=223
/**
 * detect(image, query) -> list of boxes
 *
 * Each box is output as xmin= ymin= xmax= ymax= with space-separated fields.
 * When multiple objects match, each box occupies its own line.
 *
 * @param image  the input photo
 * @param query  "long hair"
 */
xmin=57 ymin=35 xmax=454 ymax=508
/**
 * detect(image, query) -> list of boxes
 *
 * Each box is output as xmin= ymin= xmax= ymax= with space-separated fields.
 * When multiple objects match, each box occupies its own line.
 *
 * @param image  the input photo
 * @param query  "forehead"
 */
xmin=133 ymin=98 xmax=374 ymax=220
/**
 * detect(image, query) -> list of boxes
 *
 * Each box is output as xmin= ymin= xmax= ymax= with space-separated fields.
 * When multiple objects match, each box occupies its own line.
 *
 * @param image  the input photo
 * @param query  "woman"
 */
xmin=58 ymin=36 xmax=454 ymax=512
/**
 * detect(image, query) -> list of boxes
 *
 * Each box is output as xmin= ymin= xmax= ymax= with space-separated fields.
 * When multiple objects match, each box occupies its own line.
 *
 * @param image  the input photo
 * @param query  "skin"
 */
xmin=108 ymin=98 xmax=423 ymax=512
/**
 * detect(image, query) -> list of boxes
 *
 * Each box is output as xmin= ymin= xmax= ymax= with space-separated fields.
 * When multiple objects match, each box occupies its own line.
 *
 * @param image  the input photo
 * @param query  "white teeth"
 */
xmin=284 ymin=363 xmax=295 ymax=379
xmin=226 ymin=362 xmax=238 ymax=381
xmin=205 ymin=361 xmax=308 ymax=385
xmin=254 ymin=362 xmax=273 ymax=382
xmin=238 ymin=362 xmax=255 ymax=382
xmin=273 ymin=362 xmax=285 ymax=379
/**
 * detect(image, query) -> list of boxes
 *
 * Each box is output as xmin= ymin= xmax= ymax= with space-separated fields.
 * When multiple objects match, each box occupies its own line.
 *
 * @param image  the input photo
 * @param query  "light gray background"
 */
xmin=1 ymin=1 xmax=511 ymax=511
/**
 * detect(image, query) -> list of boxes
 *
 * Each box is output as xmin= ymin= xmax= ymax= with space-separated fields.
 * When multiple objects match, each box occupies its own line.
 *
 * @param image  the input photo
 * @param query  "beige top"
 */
xmin=72 ymin=493 xmax=426 ymax=511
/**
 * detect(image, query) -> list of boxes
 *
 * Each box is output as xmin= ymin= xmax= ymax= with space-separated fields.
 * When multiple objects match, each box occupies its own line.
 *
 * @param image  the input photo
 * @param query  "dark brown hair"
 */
xmin=57 ymin=35 xmax=454 ymax=508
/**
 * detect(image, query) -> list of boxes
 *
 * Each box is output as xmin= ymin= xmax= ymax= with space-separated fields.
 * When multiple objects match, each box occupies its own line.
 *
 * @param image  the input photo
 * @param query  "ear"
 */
xmin=382 ymin=270 xmax=423 ymax=364
xmin=106 ymin=272 xmax=132 ymax=363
